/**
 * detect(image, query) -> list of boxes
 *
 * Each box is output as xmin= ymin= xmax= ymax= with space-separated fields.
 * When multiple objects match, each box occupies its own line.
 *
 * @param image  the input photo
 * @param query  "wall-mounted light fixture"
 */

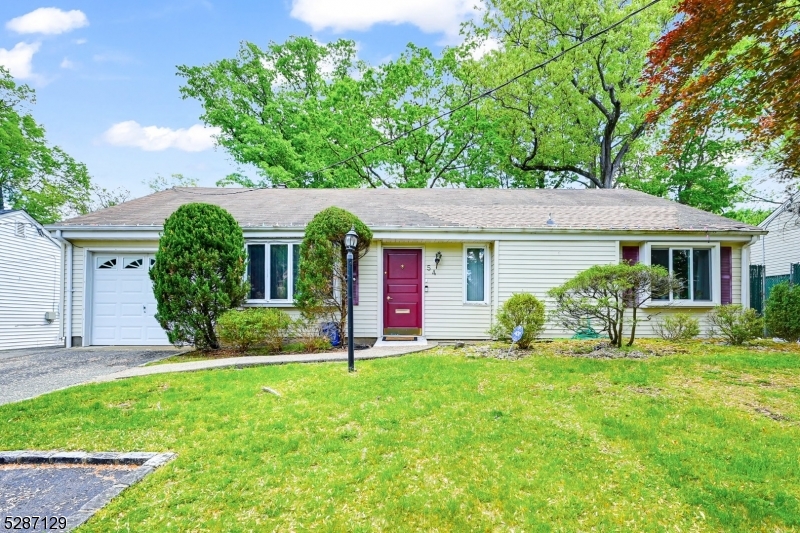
xmin=434 ymin=251 xmax=442 ymax=274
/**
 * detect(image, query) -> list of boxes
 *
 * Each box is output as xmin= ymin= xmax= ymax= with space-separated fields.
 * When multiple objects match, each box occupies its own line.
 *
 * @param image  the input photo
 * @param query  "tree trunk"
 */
xmin=627 ymin=307 xmax=637 ymax=347
xmin=616 ymin=308 xmax=625 ymax=348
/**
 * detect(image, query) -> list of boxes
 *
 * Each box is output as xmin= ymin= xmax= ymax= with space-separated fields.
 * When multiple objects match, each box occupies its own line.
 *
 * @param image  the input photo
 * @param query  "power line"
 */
xmin=311 ymin=0 xmax=664 ymax=175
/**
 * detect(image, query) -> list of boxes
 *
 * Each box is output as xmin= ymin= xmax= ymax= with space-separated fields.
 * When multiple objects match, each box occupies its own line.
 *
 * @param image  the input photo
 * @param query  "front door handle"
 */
xmin=386 ymin=296 xmax=393 ymax=300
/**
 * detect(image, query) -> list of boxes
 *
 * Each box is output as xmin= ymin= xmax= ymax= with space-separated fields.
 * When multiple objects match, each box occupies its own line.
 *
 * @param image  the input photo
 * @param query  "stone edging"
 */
xmin=0 ymin=450 xmax=176 ymax=531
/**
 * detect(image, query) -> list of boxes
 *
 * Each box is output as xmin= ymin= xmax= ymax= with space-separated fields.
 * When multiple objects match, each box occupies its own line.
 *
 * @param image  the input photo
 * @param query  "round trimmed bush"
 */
xmin=150 ymin=203 xmax=248 ymax=350
xmin=765 ymin=282 xmax=800 ymax=342
xmin=489 ymin=293 xmax=545 ymax=348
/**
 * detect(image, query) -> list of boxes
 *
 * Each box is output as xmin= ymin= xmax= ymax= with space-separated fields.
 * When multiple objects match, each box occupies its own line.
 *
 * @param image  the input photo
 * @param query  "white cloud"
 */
xmin=6 ymin=7 xmax=88 ymax=35
xmin=0 ymin=41 xmax=41 ymax=79
xmin=74 ymin=38 xmax=87 ymax=45
xmin=60 ymin=57 xmax=75 ymax=69
xmin=102 ymin=121 xmax=220 ymax=152
xmin=469 ymin=37 xmax=500 ymax=60
xmin=290 ymin=0 xmax=475 ymax=39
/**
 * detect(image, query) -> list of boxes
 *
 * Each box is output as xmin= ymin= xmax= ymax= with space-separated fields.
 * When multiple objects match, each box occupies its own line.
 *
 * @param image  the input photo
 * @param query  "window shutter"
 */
xmin=353 ymin=258 xmax=359 ymax=306
xmin=721 ymin=247 xmax=732 ymax=305
xmin=622 ymin=246 xmax=640 ymax=265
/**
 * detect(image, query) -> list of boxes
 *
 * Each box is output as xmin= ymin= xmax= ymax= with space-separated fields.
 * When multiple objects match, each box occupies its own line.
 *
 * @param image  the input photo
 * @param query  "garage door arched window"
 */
xmin=124 ymin=258 xmax=144 ymax=269
xmin=96 ymin=257 xmax=117 ymax=269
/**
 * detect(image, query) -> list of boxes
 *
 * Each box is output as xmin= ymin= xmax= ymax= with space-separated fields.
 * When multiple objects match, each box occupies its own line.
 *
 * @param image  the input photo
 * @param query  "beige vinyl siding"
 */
xmin=498 ymin=239 xmax=619 ymax=337
xmin=422 ymin=243 xmax=493 ymax=340
xmin=754 ymin=209 xmax=800 ymax=276
xmin=0 ymin=212 xmax=62 ymax=350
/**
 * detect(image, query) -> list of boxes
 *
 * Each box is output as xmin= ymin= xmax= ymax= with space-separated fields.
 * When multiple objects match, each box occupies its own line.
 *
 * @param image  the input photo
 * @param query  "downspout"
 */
xmin=741 ymin=236 xmax=758 ymax=309
xmin=762 ymin=231 xmax=767 ymax=337
xmin=53 ymin=230 xmax=73 ymax=348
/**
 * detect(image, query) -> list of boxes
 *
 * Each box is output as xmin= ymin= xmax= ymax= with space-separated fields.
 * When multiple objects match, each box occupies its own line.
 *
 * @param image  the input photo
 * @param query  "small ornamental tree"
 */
xmin=150 ymin=203 xmax=248 ymax=350
xmin=548 ymin=263 xmax=680 ymax=348
xmin=295 ymin=207 xmax=372 ymax=340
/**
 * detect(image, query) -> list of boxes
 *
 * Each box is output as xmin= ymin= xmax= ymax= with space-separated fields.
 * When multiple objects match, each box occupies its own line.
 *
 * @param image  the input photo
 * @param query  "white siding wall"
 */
xmin=422 ymin=243 xmax=493 ymax=340
xmin=497 ymin=239 xmax=619 ymax=337
xmin=353 ymin=245 xmax=378 ymax=338
xmin=0 ymin=212 xmax=62 ymax=350
xmin=71 ymin=244 xmax=84 ymax=340
xmin=753 ymin=209 xmax=800 ymax=276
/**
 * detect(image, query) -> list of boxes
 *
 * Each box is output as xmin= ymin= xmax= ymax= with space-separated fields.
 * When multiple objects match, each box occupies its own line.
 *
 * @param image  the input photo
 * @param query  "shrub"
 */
xmin=548 ymin=263 xmax=681 ymax=347
xmin=295 ymin=207 xmax=372 ymax=344
xmin=765 ymin=282 xmax=800 ymax=342
xmin=150 ymin=203 xmax=248 ymax=350
xmin=654 ymin=313 xmax=700 ymax=341
xmin=217 ymin=308 xmax=293 ymax=352
xmin=709 ymin=305 xmax=763 ymax=345
xmin=489 ymin=293 xmax=545 ymax=348
xmin=291 ymin=318 xmax=333 ymax=353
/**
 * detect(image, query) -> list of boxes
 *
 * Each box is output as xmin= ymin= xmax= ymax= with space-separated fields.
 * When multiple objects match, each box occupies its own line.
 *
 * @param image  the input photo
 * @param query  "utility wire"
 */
xmin=311 ymin=0 xmax=665 ymax=175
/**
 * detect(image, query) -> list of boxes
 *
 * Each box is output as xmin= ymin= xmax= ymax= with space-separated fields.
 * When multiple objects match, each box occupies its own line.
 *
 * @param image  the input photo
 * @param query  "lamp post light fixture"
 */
xmin=344 ymin=226 xmax=358 ymax=372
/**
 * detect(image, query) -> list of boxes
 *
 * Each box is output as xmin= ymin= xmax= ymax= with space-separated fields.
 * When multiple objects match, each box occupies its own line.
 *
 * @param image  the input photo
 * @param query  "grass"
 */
xmin=148 ymin=341 xmax=337 ymax=366
xmin=3 ymin=340 xmax=800 ymax=531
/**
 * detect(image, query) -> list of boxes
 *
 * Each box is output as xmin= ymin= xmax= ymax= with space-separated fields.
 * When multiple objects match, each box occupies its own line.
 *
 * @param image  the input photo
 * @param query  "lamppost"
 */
xmin=344 ymin=226 xmax=358 ymax=372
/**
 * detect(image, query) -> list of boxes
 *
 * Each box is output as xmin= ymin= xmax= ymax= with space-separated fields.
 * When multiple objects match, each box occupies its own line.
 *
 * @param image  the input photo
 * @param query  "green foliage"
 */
xmin=654 ymin=313 xmax=701 ymax=341
xmin=764 ymin=282 xmax=800 ymax=342
xmin=0 ymin=68 xmax=92 ymax=222
xmin=723 ymin=208 xmax=771 ymax=226
xmin=150 ymin=203 xmax=249 ymax=350
xmin=466 ymin=0 xmax=673 ymax=188
xmin=620 ymin=132 xmax=743 ymax=213
xmin=549 ymin=263 xmax=680 ymax=347
xmin=488 ymin=293 xmax=545 ymax=348
xmin=217 ymin=308 xmax=293 ymax=352
xmin=295 ymin=207 xmax=372 ymax=338
xmin=145 ymin=173 xmax=198 ymax=193
xmin=179 ymin=38 xmax=487 ymax=188
xmin=709 ymin=305 xmax=763 ymax=345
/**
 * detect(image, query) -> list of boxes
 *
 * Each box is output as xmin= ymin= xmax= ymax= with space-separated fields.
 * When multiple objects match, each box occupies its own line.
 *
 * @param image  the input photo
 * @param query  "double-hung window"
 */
xmin=651 ymin=247 xmax=712 ymax=302
xmin=465 ymin=246 xmax=488 ymax=303
xmin=247 ymin=243 xmax=301 ymax=302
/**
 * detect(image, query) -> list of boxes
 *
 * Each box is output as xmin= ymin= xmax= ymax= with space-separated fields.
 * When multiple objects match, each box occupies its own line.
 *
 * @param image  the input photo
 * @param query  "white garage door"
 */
xmin=91 ymin=254 xmax=170 ymax=345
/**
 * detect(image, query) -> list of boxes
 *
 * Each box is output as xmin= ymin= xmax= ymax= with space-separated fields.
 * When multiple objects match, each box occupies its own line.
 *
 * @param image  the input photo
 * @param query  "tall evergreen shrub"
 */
xmin=765 ymin=282 xmax=800 ymax=342
xmin=150 ymin=203 xmax=248 ymax=349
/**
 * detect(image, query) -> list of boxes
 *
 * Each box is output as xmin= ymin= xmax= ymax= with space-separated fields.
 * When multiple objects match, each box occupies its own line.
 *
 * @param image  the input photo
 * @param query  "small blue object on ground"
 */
xmin=511 ymin=326 xmax=524 ymax=343
xmin=320 ymin=322 xmax=341 ymax=347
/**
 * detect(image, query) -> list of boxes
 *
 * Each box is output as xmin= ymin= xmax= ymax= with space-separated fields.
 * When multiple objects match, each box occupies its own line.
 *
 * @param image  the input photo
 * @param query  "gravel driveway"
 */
xmin=0 ymin=346 xmax=185 ymax=406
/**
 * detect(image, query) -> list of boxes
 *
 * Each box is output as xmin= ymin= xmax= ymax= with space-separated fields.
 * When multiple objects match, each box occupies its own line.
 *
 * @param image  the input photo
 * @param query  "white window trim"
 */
xmin=245 ymin=241 xmax=301 ymax=305
xmin=642 ymin=242 xmax=721 ymax=307
xmin=463 ymin=243 xmax=490 ymax=305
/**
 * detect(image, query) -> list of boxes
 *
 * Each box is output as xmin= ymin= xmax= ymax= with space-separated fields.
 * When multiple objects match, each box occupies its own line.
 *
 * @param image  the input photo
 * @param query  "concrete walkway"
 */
xmin=92 ymin=343 xmax=438 ymax=382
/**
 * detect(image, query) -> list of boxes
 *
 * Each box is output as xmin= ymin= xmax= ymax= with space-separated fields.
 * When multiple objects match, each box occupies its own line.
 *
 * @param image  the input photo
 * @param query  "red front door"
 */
xmin=384 ymin=249 xmax=422 ymax=335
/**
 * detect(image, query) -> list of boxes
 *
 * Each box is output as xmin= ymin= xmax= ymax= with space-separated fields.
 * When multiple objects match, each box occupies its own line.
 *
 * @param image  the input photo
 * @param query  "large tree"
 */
xmin=465 ymin=0 xmax=674 ymax=189
xmin=0 ymin=67 xmax=92 ymax=222
xmin=178 ymin=37 xmax=488 ymax=188
xmin=646 ymin=0 xmax=800 ymax=181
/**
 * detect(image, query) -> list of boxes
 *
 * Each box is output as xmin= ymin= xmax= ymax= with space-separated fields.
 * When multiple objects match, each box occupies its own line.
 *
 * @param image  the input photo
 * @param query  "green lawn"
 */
xmin=3 ymin=342 xmax=800 ymax=531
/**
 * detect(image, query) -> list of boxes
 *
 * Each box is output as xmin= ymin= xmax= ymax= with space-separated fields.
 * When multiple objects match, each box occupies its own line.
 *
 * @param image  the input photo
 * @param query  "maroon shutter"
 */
xmin=353 ymin=258 xmax=359 ymax=306
xmin=622 ymin=246 xmax=640 ymax=265
xmin=721 ymin=247 xmax=732 ymax=305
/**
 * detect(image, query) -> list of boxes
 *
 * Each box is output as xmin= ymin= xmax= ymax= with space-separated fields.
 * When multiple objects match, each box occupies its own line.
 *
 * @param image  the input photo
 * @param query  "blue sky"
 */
xmin=0 ymin=1 xmax=476 ymax=199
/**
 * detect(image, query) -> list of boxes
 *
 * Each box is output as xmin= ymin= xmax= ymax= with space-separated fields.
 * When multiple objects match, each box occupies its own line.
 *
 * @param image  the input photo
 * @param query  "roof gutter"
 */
xmin=52 ymin=230 xmax=73 ymax=348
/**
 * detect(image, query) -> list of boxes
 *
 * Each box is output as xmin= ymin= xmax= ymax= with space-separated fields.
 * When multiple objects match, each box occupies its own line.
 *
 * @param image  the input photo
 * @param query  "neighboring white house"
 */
xmin=750 ymin=193 xmax=800 ymax=277
xmin=0 ymin=210 xmax=63 ymax=350
xmin=46 ymin=188 xmax=764 ymax=347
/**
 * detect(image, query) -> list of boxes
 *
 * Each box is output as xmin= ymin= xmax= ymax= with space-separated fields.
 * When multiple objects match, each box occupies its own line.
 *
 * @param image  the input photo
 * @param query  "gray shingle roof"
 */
xmin=54 ymin=188 xmax=761 ymax=233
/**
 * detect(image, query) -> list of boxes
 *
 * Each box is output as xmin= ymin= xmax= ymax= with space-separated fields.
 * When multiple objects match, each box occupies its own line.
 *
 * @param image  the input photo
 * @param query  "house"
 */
xmin=749 ymin=193 xmax=800 ymax=312
xmin=46 ymin=188 xmax=764 ymax=347
xmin=1 ymin=210 xmax=63 ymax=350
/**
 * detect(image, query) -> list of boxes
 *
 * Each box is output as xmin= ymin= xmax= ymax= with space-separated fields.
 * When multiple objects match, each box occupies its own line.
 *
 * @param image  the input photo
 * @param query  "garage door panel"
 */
xmin=120 ymin=327 xmax=144 ymax=340
xmin=91 ymin=253 xmax=170 ymax=346
xmin=93 ymin=303 xmax=118 ymax=317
